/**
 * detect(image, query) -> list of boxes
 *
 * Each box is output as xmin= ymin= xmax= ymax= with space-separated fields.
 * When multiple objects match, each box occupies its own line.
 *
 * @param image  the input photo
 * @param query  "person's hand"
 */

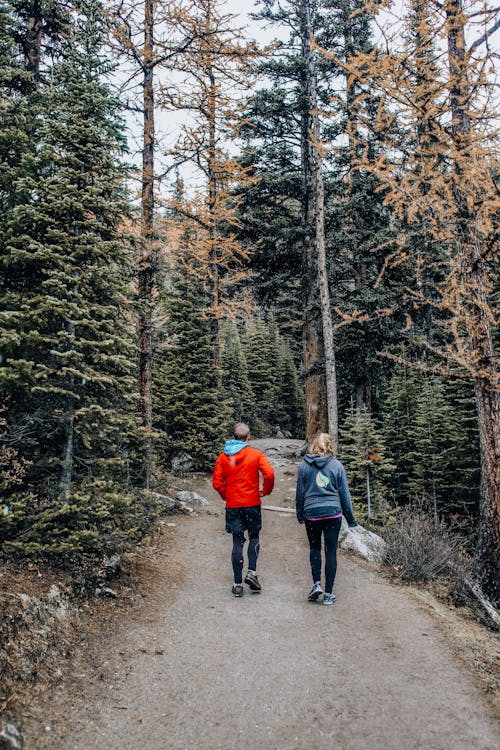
xmin=348 ymin=522 xmax=358 ymax=528
xmin=297 ymin=517 xmax=304 ymax=525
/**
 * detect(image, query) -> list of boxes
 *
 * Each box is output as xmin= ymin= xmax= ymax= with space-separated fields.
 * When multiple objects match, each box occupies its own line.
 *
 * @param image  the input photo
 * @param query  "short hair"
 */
xmin=309 ymin=432 xmax=335 ymax=458
xmin=233 ymin=422 xmax=250 ymax=441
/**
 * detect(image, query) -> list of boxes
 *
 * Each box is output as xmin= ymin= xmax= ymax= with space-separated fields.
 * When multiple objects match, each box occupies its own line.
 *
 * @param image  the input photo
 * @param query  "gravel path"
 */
xmin=25 ymin=442 xmax=499 ymax=750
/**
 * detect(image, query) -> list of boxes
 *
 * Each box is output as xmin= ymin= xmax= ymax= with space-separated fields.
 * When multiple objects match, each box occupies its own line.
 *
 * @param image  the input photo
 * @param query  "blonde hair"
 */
xmin=308 ymin=432 xmax=335 ymax=458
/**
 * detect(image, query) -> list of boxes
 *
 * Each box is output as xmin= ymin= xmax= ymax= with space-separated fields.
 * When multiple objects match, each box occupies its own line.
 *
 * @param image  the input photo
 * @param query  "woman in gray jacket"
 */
xmin=295 ymin=433 xmax=357 ymax=605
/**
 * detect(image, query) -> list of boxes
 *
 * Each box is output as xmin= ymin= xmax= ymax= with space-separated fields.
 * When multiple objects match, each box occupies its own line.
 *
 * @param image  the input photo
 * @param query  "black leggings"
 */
xmin=305 ymin=517 xmax=342 ymax=594
xmin=231 ymin=532 xmax=260 ymax=584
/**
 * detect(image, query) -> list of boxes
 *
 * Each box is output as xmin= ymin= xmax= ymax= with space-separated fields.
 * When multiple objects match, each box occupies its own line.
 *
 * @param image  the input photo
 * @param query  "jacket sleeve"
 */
xmin=259 ymin=452 xmax=275 ymax=496
xmin=337 ymin=462 xmax=357 ymax=526
xmin=211 ymin=455 xmax=226 ymax=501
xmin=295 ymin=463 xmax=305 ymax=523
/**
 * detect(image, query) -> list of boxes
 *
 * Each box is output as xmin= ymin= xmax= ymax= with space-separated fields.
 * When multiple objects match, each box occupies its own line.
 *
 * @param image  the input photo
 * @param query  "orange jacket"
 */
xmin=212 ymin=445 xmax=274 ymax=508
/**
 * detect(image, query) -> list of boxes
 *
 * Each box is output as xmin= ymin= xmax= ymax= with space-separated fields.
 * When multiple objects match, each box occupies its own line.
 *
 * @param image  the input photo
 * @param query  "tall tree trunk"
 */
xmin=27 ymin=11 xmax=42 ymax=77
xmin=138 ymin=0 xmax=155 ymax=488
xmin=300 ymin=0 xmax=338 ymax=446
xmin=313 ymin=124 xmax=338 ymax=449
xmin=207 ymin=54 xmax=220 ymax=374
xmin=445 ymin=0 xmax=499 ymax=600
xmin=59 ymin=321 xmax=75 ymax=498
xmin=300 ymin=1 xmax=326 ymax=440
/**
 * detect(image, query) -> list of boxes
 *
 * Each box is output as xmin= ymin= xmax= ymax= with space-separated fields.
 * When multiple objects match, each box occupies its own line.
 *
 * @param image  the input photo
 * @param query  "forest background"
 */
xmin=0 ymin=0 xmax=498 ymax=602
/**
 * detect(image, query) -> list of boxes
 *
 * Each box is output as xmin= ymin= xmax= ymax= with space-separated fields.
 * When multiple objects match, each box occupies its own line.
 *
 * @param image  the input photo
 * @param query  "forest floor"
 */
xmin=6 ymin=439 xmax=500 ymax=749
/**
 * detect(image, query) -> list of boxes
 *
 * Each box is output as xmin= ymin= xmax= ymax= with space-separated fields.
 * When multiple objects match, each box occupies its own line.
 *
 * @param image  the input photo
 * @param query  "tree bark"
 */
xmin=300 ymin=0 xmax=338 ymax=446
xmin=445 ymin=0 xmax=499 ymax=600
xmin=207 ymin=47 xmax=220 ymax=374
xmin=59 ymin=321 xmax=75 ymax=499
xmin=138 ymin=0 xmax=156 ymax=488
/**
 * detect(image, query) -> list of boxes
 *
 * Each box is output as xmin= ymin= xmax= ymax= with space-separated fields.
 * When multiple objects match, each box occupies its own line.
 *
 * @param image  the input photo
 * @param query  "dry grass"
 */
xmin=409 ymin=580 xmax=500 ymax=714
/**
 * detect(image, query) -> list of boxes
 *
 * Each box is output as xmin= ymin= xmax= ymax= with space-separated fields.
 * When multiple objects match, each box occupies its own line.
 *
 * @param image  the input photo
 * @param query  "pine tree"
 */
xmin=381 ymin=362 xmax=481 ymax=521
xmin=340 ymin=401 xmax=395 ymax=520
xmin=242 ymin=319 xmax=279 ymax=436
xmin=154 ymin=253 xmax=231 ymax=471
xmin=406 ymin=375 xmax=458 ymax=516
xmin=274 ymin=344 xmax=306 ymax=437
xmin=220 ymin=320 xmax=255 ymax=423
xmin=0 ymin=0 xmax=147 ymax=561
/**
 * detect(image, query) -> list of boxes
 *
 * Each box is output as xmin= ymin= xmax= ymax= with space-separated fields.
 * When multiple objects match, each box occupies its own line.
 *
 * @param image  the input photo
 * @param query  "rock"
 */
xmin=95 ymin=587 xmax=118 ymax=599
xmin=0 ymin=715 xmax=23 ymax=750
xmin=151 ymin=492 xmax=176 ymax=513
xmin=175 ymin=501 xmax=195 ymax=516
xmin=171 ymin=452 xmax=195 ymax=475
xmin=175 ymin=491 xmax=210 ymax=507
xmin=339 ymin=519 xmax=386 ymax=562
xmin=101 ymin=553 xmax=121 ymax=577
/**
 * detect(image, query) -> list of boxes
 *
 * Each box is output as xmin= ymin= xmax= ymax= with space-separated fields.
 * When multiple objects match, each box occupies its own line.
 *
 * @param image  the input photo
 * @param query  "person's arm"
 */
xmin=259 ymin=452 xmax=275 ymax=496
xmin=211 ymin=456 xmax=226 ymax=501
xmin=337 ymin=463 xmax=357 ymax=527
xmin=295 ymin=464 xmax=305 ymax=524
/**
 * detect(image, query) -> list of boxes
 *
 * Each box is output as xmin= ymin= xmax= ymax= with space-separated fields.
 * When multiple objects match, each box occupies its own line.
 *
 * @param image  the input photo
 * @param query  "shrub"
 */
xmin=0 ymin=481 xmax=163 ymax=570
xmin=382 ymin=506 xmax=467 ymax=582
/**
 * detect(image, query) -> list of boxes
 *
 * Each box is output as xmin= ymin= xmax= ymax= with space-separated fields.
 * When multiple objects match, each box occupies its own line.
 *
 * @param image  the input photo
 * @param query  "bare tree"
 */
xmin=163 ymin=0 xmax=260 ymax=375
xmin=109 ymin=0 xmax=203 ymax=486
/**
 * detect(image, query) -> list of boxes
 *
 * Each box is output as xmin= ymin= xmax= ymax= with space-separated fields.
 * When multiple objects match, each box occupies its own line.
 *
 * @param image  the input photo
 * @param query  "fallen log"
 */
xmin=463 ymin=577 xmax=500 ymax=628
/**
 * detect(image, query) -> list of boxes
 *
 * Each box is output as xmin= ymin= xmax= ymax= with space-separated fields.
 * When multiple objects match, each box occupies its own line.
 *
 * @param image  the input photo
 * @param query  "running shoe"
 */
xmin=232 ymin=584 xmax=244 ymax=597
xmin=323 ymin=593 xmax=336 ymax=606
xmin=308 ymin=582 xmax=323 ymax=601
xmin=244 ymin=570 xmax=262 ymax=591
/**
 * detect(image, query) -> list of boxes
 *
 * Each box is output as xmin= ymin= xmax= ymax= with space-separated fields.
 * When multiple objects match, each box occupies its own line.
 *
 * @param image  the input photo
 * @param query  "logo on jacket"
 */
xmin=316 ymin=471 xmax=329 ymax=488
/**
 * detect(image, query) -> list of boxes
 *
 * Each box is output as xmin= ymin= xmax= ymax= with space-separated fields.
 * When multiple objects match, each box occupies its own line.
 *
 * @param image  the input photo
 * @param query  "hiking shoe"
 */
xmin=244 ymin=570 xmax=261 ymax=592
xmin=323 ymin=593 xmax=336 ymax=606
xmin=232 ymin=584 xmax=244 ymax=597
xmin=308 ymin=582 xmax=323 ymax=601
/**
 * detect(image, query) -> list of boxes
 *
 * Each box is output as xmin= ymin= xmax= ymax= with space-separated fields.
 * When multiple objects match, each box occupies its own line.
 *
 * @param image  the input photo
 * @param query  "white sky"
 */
xmin=122 ymin=0 xmax=499 ymax=197
xmin=124 ymin=0 xmax=276 ymax=197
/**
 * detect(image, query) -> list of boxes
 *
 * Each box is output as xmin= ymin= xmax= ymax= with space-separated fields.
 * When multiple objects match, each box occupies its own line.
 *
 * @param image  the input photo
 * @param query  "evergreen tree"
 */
xmin=274 ymin=344 xmax=306 ymax=437
xmin=241 ymin=317 xmax=304 ymax=436
xmin=381 ymin=363 xmax=480 ymax=520
xmin=406 ymin=375 xmax=458 ymax=516
xmin=242 ymin=319 xmax=279 ymax=436
xmin=0 ymin=1 xmax=148 ymax=562
xmin=220 ymin=320 xmax=255 ymax=423
xmin=154 ymin=252 xmax=231 ymax=471
xmin=340 ymin=401 xmax=395 ymax=520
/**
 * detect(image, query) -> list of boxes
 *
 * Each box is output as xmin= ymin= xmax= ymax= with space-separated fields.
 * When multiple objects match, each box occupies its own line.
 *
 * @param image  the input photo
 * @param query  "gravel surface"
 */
xmin=24 ymin=441 xmax=500 ymax=750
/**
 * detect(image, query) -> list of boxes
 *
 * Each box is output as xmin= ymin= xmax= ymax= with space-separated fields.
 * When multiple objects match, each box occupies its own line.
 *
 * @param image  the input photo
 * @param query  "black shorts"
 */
xmin=225 ymin=506 xmax=262 ymax=536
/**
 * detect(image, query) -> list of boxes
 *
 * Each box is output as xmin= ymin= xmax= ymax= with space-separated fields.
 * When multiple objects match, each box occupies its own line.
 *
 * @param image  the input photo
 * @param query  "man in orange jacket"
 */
xmin=212 ymin=422 xmax=274 ymax=597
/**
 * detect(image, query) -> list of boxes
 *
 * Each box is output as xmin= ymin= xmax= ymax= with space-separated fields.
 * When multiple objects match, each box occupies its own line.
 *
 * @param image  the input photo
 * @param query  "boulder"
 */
xmin=339 ymin=519 xmax=386 ymax=562
xmin=175 ymin=502 xmax=195 ymax=516
xmin=151 ymin=492 xmax=176 ymax=513
xmin=0 ymin=715 xmax=23 ymax=750
xmin=171 ymin=452 xmax=195 ymax=475
xmin=175 ymin=491 xmax=210 ymax=507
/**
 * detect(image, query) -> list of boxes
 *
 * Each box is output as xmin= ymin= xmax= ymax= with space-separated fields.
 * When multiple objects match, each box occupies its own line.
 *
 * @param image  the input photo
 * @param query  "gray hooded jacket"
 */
xmin=295 ymin=454 xmax=357 ymax=525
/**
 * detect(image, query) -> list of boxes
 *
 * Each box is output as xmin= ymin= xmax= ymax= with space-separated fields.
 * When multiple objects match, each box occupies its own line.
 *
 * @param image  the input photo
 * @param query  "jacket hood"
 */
xmin=304 ymin=453 xmax=333 ymax=469
xmin=223 ymin=439 xmax=250 ymax=456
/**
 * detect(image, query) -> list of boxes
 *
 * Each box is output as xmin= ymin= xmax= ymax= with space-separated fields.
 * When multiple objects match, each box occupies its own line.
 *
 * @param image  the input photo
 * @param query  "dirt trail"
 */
xmin=25 ymin=441 xmax=499 ymax=750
